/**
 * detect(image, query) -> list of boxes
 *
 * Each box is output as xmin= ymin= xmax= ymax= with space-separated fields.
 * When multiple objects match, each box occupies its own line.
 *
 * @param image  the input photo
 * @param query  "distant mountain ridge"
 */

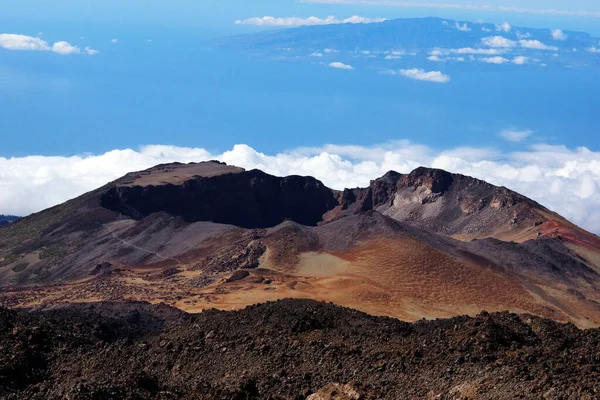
xmin=1 ymin=162 xmax=599 ymax=328
xmin=212 ymin=17 xmax=600 ymax=69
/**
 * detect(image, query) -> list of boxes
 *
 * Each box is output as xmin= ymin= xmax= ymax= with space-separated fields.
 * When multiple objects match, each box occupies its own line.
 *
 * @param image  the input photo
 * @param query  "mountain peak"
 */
xmin=402 ymin=167 xmax=455 ymax=194
xmin=116 ymin=161 xmax=245 ymax=187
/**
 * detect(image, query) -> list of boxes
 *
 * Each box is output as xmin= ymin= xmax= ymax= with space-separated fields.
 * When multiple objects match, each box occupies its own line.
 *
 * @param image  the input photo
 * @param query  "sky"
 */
xmin=1 ymin=0 xmax=600 ymax=233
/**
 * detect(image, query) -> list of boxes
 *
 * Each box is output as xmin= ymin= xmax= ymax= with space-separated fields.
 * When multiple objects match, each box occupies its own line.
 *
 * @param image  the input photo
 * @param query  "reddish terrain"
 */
xmin=1 ymin=161 xmax=599 ymax=327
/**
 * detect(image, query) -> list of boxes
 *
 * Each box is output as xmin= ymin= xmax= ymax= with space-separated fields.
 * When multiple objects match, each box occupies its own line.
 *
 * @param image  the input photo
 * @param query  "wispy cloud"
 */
xmin=455 ymin=22 xmax=471 ymax=32
xmin=512 ymin=56 xmax=528 ymax=64
xmin=481 ymin=36 xmax=559 ymax=51
xmin=495 ymin=22 xmax=512 ymax=33
xmin=2 ymin=142 xmax=600 ymax=234
xmin=234 ymin=15 xmax=386 ymax=27
xmin=84 ymin=46 xmax=100 ymax=55
xmin=551 ymin=29 xmax=567 ymax=41
xmin=0 ymin=34 xmax=98 ymax=55
xmin=298 ymin=0 xmax=600 ymax=18
xmin=499 ymin=128 xmax=534 ymax=142
xmin=588 ymin=46 xmax=600 ymax=53
xmin=329 ymin=61 xmax=354 ymax=69
xmin=481 ymin=36 xmax=516 ymax=48
xmin=431 ymin=47 xmax=501 ymax=56
xmin=397 ymin=68 xmax=451 ymax=83
xmin=519 ymin=39 xmax=558 ymax=51
xmin=481 ymin=56 xmax=509 ymax=64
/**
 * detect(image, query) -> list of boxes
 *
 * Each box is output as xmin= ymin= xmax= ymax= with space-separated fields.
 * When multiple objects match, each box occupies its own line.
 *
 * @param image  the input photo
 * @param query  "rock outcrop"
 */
xmin=101 ymin=168 xmax=338 ymax=229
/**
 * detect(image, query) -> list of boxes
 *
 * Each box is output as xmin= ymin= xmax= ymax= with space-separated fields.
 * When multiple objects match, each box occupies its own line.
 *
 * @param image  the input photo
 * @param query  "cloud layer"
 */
xmin=235 ymin=15 xmax=386 ymax=27
xmin=3 ymin=141 xmax=599 ymax=234
xmin=0 ymin=34 xmax=98 ymax=55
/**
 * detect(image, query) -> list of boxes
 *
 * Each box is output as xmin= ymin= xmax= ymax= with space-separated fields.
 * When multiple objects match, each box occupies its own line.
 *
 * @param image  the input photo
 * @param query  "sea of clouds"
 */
xmin=1 ymin=142 xmax=599 ymax=234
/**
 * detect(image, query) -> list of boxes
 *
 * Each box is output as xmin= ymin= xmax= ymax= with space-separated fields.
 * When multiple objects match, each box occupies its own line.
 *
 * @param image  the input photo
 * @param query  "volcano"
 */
xmin=1 ymin=161 xmax=599 ymax=327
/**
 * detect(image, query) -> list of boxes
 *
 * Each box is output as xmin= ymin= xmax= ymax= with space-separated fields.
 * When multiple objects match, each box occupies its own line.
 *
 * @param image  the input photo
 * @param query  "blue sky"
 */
xmin=2 ymin=0 xmax=599 ymax=157
xmin=1 ymin=0 xmax=600 ymax=232
xmin=3 ymin=0 xmax=600 ymax=36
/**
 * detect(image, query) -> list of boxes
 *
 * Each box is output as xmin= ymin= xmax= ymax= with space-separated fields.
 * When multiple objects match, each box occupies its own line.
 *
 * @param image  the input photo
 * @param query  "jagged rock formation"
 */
xmin=101 ymin=167 xmax=338 ymax=229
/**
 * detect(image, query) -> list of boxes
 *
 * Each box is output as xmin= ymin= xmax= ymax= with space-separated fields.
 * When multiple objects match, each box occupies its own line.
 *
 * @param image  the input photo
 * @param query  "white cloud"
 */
xmin=298 ymin=0 xmax=600 ymax=18
xmin=234 ymin=15 xmax=386 ymax=27
xmin=0 ymin=33 xmax=95 ymax=55
xmin=84 ymin=46 xmax=99 ymax=55
xmin=551 ymin=29 xmax=567 ymax=40
xmin=324 ymin=48 xmax=339 ymax=53
xmin=310 ymin=52 xmax=324 ymax=57
xmin=329 ymin=61 xmax=354 ymax=69
xmin=481 ymin=37 xmax=559 ymax=51
xmin=455 ymin=47 xmax=500 ymax=55
xmin=111 ymin=39 xmax=119 ymax=43
xmin=519 ymin=39 xmax=558 ymax=51
xmin=2 ymin=142 xmax=600 ymax=234
xmin=496 ymin=22 xmax=512 ymax=32
xmin=482 ymin=36 xmax=517 ymax=48
xmin=455 ymin=22 xmax=471 ymax=32
xmin=481 ymin=56 xmax=509 ymax=64
xmin=431 ymin=47 xmax=501 ymax=56
xmin=516 ymin=31 xmax=531 ymax=39
xmin=512 ymin=56 xmax=528 ymax=64
xmin=51 ymin=41 xmax=80 ymax=55
xmin=499 ymin=128 xmax=534 ymax=142
xmin=481 ymin=27 xmax=492 ymax=32
xmin=398 ymin=68 xmax=451 ymax=83
xmin=385 ymin=54 xmax=402 ymax=60
xmin=587 ymin=46 xmax=600 ymax=53
xmin=0 ymin=34 xmax=50 ymax=51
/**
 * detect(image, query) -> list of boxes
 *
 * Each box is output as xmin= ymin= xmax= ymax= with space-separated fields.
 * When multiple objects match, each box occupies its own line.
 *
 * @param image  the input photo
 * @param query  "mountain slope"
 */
xmin=1 ymin=161 xmax=599 ymax=327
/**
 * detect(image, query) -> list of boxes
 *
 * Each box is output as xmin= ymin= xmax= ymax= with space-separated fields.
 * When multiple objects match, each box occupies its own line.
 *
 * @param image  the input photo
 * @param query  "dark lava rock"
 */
xmin=100 ymin=170 xmax=338 ymax=229
xmin=226 ymin=270 xmax=250 ymax=283
xmin=1 ymin=299 xmax=599 ymax=399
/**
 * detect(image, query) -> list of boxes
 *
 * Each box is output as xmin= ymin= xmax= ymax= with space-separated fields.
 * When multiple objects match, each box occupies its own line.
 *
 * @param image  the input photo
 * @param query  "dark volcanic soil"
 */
xmin=1 ymin=299 xmax=599 ymax=399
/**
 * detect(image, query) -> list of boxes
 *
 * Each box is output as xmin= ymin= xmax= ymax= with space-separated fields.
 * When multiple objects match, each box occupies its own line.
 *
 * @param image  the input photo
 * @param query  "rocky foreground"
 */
xmin=1 ymin=299 xmax=599 ymax=399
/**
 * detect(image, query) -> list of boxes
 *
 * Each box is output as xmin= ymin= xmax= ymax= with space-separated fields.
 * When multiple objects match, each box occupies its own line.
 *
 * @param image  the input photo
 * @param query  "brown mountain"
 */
xmin=1 ymin=161 xmax=599 ymax=327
